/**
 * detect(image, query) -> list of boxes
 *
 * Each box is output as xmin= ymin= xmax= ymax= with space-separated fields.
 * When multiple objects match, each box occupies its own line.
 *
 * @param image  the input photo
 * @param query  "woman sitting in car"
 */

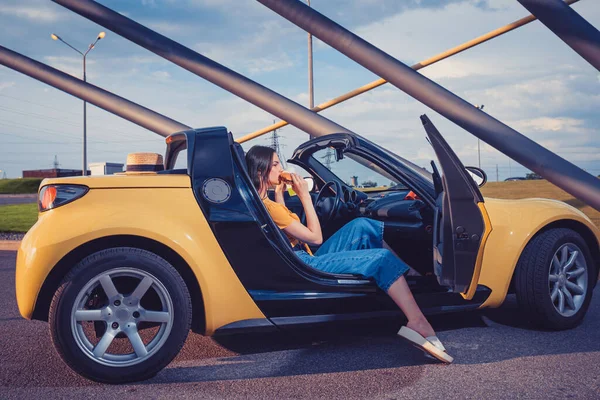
xmin=246 ymin=145 xmax=453 ymax=363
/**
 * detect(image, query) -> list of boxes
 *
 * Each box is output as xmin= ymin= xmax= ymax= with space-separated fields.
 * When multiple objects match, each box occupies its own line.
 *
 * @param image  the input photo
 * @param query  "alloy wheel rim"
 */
xmin=70 ymin=267 xmax=174 ymax=367
xmin=548 ymin=243 xmax=588 ymax=317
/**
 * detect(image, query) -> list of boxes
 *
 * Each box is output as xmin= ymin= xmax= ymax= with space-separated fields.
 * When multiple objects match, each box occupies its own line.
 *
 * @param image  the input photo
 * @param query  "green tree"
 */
xmin=525 ymin=172 xmax=542 ymax=180
xmin=361 ymin=180 xmax=377 ymax=187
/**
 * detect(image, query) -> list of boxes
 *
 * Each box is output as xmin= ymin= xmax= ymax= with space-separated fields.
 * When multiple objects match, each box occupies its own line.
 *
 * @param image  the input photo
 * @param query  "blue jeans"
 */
xmin=295 ymin=218 xmax=409 ymax=291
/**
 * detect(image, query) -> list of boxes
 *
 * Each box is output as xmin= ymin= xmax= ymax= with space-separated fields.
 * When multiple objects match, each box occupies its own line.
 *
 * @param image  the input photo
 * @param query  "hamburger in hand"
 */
xmin=279 ymin=171 xmax=293 ymax=185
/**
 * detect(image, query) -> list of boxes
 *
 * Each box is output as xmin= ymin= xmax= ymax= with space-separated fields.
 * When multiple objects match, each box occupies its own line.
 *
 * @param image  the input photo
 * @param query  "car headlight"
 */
xmin=39 ymin=185 xmax=89 ymax=212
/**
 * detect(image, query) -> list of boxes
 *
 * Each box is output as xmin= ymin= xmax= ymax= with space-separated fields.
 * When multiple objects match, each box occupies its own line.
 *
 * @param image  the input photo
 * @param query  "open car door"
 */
xmin=422 ymin=115 xmax=492 ymax=299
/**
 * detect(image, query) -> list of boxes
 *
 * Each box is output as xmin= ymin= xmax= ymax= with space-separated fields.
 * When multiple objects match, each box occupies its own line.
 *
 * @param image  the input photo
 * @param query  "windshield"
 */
xmin=312 ymin=147 xmax=405 ymax=190
xmin=365 ymin=138 xmax=434 ymax=184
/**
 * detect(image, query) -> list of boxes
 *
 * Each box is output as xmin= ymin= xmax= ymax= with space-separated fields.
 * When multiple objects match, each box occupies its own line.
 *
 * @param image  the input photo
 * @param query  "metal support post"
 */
xmin=517 ymin=0 xmax=600 ymax=71
xmin=257 ymin=0 xmax=600 ymax=211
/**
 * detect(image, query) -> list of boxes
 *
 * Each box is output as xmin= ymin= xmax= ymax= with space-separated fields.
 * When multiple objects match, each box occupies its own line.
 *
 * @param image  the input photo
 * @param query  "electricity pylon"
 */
xmin=267 ymin=120 xmax=287 ymax=169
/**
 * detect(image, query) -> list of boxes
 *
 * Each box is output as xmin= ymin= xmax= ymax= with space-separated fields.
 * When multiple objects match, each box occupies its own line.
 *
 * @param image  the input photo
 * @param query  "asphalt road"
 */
xmin=0 ymin=194 xmax=37 ymax=205
xmin=1 ymin=250 xmax=599 ymax=399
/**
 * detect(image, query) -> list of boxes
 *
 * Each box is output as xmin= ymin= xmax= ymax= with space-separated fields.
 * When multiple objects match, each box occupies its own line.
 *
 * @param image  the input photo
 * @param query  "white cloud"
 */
xmin=479 ymin=72 xmax=600 ymax=120
xmin=43 ymin=56 xmax=99 ymax=79
xmin=44 ymin=56 xmax=84 ymax=64
xmin=420 ymin=58 xmax=504 ymax=80
xmin=0 ymin=82 xmax=16 ymax=91
xmin=514 ymin=117 xmax=586 ymax=133
xmin=188 ymin=0 xmax=266 ymax=15
xmin=247 ymin=55 xmax=295 ymax=74
xmin=194 ymin=20 xmax=298 ymax=74
xmin=151 ymin=71 xmax=171 ymax=79
xmin=145 ymin=21 xmax=187 ymax=34
xmin=508 ymin=117 xmax=597 ymax=156
xmin=553 ymin=147 xmax=600 ymax=163
xmin=0 ymin=5 xmax=65 ymax=22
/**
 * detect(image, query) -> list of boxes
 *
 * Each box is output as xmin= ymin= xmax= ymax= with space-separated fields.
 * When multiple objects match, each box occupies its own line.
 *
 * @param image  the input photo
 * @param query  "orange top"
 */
xmin=262 ymin=197 xmax=313 ymax=255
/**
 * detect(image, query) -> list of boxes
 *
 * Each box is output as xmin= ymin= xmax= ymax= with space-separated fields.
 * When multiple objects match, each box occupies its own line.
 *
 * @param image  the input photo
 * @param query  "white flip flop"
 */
xmin=397 ymin=326 xmax=454 ymax=364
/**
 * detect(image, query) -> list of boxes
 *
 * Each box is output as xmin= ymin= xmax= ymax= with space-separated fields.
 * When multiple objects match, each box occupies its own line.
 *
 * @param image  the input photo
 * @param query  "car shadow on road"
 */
xmin=147 ymin=288 xmax=600 ymax=385
xmin=479 ymin=294 xmax=537 ymax=328
xmin=144 ymin=310 xmax=491 ymax=385
xmin=152 ymin=328 xmax=434 ymax=385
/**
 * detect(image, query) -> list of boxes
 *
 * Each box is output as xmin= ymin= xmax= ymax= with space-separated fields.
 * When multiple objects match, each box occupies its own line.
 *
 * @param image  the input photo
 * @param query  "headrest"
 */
xmin=125 ymin=152 xmax=164 ymax=173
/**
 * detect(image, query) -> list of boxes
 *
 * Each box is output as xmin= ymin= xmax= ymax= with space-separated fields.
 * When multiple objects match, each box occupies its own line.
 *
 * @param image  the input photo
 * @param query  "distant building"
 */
xmin=350 ymin=176 xmax=358 ymax=187
xmin=89 ymin=162 xmax=124 ymax=176
xmin=22 ymin=168 xmax=87 ymax=178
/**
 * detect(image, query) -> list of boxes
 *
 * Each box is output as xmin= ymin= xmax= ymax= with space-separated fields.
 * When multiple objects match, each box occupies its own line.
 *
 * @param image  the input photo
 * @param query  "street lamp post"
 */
xmin=51 ymin=31 xmax=106 ymax=176
xmin=475 ymin=104 xmax=485 ymax=169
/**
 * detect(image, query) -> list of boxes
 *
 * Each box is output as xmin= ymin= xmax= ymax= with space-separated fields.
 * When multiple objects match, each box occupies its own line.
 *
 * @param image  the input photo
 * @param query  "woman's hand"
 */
xmin=291 ymin=173 xmax=309 ymax=199
xmin=284 ymin=173 xmax=322 ymax=245
xmin=275 ymin=181 xmax=286 ymax=195
xmin=274 ymin=181 xmax=286 ymax=205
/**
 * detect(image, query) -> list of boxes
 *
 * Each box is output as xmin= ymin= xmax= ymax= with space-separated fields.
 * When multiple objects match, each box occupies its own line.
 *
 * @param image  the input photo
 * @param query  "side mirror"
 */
xmin=465 ymin=166 xmax=487 ymax=188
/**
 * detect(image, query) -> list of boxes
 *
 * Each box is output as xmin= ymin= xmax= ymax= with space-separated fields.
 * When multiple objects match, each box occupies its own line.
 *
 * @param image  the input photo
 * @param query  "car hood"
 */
xmin=40 ymin=173 xmax=191 ymax=189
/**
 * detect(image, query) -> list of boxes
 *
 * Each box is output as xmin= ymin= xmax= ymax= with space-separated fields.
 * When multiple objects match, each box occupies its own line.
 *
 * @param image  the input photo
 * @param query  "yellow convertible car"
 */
xmin=16 ymin=117 xmax=599 ymax=383
xmin=6 ymin=0 xmax=599 ymax=385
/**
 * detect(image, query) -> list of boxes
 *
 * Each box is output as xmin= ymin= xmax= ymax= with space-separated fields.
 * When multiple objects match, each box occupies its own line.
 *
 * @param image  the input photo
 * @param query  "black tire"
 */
xmin=49 ymin=247 xmax=192 ymax=383
xmin=515 ymin=228 xmax=595 ymax=330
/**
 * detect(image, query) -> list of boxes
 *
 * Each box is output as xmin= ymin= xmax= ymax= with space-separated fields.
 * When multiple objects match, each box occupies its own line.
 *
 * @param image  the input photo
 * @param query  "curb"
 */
xmin=0 ymin=241 xmax=21 ymax=251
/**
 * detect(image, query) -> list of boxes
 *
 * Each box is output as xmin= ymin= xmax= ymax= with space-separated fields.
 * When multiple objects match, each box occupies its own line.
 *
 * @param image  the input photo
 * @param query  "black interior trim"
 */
xmin=157 ymin=168 xmax=187 ymax=175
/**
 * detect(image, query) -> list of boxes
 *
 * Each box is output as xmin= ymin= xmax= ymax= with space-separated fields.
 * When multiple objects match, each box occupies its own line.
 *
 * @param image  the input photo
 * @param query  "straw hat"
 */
xmin=125 ymin=152 xmax=164 ymax=173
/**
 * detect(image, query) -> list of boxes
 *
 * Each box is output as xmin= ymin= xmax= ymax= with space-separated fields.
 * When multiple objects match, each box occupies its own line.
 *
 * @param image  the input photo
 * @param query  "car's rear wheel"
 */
xmin=515 ymin=228 xmax=594 ymax=330
xmin=49 ymin=247 xmax=192 ymax=383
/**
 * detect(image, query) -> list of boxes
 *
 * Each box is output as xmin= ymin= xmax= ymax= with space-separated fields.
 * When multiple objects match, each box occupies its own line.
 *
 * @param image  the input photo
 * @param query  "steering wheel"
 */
xmin=311 ymin=180 xmax=343 ymax=225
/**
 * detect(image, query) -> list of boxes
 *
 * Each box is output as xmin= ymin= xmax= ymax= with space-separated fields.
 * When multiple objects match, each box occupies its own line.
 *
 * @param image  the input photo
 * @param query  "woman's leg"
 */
xmin=387 ymin=276 xmax=435 ymax=338
xmin=301 ymin=247 xmax=434 ymax=336
xmin=319 ymin=220 xmax=419 ymax=275
xmin=383 ymin=240 xmax=421 ymax=276
xmin=315 ymin=218 xmax=383 ymax=256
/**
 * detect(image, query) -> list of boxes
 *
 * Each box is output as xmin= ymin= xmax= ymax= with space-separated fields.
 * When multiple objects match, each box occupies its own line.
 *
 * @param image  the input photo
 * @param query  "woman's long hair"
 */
xmin=246 ymin=145 xmax=276 ymax=193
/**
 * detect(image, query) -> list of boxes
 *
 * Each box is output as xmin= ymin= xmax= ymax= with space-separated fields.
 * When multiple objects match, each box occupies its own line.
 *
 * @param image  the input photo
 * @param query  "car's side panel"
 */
xmin=15 ymin=186 xmax=266 ymax=335
xmin=477 ymin=197 xmax=600 ymax=308
xmin=461 ymin=202 xmax=493 ymax=300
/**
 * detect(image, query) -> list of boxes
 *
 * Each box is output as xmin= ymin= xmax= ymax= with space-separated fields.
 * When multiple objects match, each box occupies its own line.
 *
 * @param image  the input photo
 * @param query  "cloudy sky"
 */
xmin=0 ymin=0 xmax=598 ymax=181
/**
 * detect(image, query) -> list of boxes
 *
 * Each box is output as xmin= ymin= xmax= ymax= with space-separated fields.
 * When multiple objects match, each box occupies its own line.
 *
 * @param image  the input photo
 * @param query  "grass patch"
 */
xmin=481 ymin=180 xmax=600 ymax=229
xmin=0 ymin=204 xmax=38 ymax=232
xmin=0 ymin=178 xmax=42 ymax=194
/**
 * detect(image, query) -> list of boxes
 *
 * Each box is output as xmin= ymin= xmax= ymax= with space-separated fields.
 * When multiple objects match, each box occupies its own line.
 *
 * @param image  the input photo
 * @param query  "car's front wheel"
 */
xmin=515 ymin=228 xmax=595 ymax=330
xmin=49 ymin=247 xmax=192 ymax=383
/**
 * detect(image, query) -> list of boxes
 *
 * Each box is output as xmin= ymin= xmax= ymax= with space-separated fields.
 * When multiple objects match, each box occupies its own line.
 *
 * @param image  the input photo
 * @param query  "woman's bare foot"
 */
xmin=406 ymin=316 xmax=435 ymax=338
